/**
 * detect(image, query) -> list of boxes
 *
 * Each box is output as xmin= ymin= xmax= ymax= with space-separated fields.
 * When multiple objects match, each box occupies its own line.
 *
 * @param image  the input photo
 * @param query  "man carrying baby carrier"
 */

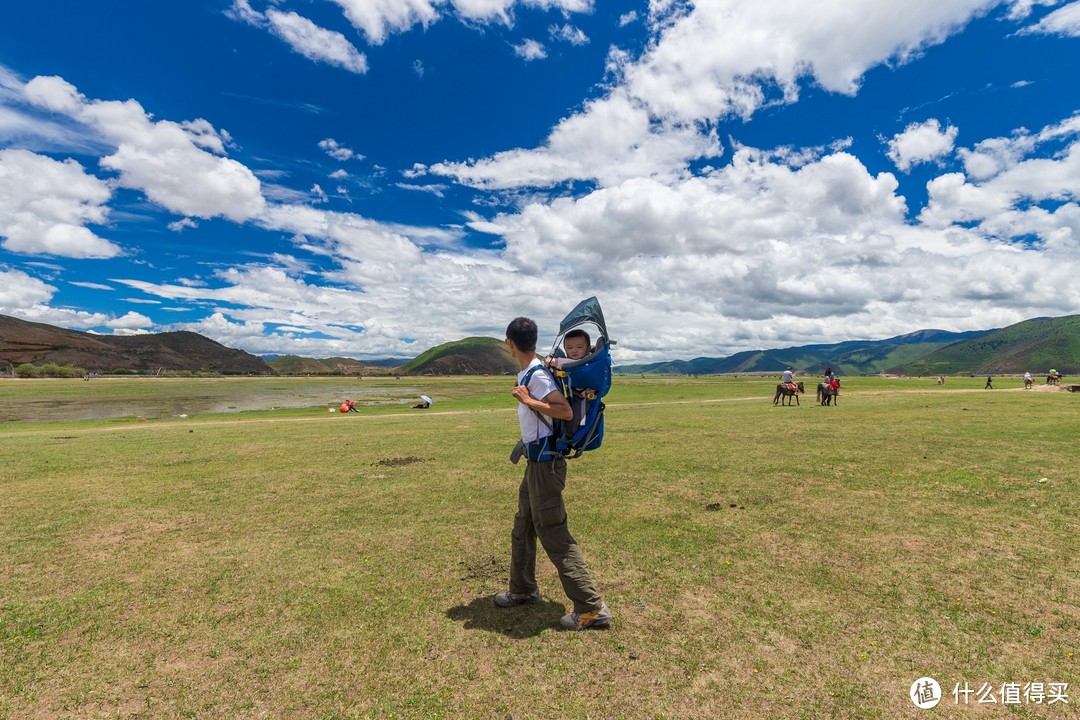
xmin=494 ymin=316 xmax=611 ymax=631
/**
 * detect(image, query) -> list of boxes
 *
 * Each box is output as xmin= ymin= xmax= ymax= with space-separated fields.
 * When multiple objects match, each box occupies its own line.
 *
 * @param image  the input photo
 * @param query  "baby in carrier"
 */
xmin=545 ymin=329 xmax=602 ymax=436
xmin=546 ymin=328 xmax=592 ymax=369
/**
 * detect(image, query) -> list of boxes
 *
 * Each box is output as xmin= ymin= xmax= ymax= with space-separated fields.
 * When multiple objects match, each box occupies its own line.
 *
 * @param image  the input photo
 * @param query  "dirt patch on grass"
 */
xmin=374 ymin=456 xmax=430 ymax=467
xmin=459 ymin=555 xmax=503 ymax=581
xmin=706 ymin=502 xmax=745 ymax=511
xmin=77 ymin=520 xmax=177 ymax=559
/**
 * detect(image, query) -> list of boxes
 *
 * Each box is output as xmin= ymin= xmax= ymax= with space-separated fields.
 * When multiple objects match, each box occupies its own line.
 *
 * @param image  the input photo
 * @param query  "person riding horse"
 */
xmin=818 ymin=376 xmax=840 ymax=405
xmin=774 ymin=368 xmax=805 ymax=406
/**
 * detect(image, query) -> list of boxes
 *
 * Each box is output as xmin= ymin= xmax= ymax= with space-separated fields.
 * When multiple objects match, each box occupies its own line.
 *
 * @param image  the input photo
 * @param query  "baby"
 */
xmin=545 ymin=329 xmax=591 ymax=369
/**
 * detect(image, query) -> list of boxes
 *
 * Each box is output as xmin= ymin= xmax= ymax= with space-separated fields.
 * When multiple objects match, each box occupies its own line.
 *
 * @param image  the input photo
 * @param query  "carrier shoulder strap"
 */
xmin=519 ymin=364 xmax=562 ymax=432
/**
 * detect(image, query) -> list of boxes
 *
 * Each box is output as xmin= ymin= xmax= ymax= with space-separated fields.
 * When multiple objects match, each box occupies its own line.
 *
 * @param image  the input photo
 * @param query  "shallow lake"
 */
xmin=0 ymin=378 xmax=428 ymax=422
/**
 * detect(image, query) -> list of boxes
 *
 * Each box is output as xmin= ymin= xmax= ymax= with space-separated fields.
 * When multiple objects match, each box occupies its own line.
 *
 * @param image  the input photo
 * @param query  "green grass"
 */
xmin=1 ymin=376 xmax=1077 ymax=718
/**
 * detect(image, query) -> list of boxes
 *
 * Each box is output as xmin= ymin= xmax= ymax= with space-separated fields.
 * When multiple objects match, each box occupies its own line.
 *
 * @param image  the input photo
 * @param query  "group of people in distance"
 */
xmin=782 ymin=368 xmax=1061 ymax=393
xmin=990 ymin=369 xmax=1060 ymax=389
xmin=781 ymin=366 xmax=839 ymax=396
xmin=334 ymin=395 xmax=433 ymax=413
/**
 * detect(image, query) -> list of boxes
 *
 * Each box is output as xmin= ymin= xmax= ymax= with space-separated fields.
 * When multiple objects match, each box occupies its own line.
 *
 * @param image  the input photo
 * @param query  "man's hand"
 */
xmin=511 ymin=384 xmax=572 ymax=421
xmin=511 ymin=384 xmax=531 ymax=405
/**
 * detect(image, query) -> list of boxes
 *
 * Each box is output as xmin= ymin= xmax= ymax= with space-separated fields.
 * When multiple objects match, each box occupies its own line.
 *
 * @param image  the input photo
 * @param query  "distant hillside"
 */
xmin=894 ymin=315 xmax=1080 ymax=375
xmin=397 ymin=337 xmax=516 ymax=375
xmin=266 ymin=355 xmax=403 ymax=375
xmin=266 ymin=355 xmax=342 ymax=374
xmin=616 ymin=329 xmax=987 ymax=376
xmin=361 ymin=357 xmax=413 ymax=368
xmin=0 ymin=314 xmax=273 ymax=374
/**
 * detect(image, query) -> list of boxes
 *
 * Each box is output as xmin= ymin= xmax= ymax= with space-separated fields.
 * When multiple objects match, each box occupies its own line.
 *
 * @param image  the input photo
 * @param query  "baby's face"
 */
xmin=563 ymin=337 xmax=589 ymax=359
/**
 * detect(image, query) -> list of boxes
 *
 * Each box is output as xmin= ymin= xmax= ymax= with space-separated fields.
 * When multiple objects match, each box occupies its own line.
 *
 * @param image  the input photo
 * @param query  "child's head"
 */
xmin=563 ymin=329 xmax=591 ymax=360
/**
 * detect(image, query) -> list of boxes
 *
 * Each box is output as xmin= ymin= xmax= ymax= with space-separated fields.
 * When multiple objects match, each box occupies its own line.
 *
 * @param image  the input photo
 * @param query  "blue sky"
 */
xmin=1 ymin=0 xmax=1079 ymax=363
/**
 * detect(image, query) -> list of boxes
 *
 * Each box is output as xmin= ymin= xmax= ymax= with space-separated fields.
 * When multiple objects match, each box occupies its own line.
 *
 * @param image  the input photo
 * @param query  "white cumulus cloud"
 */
xmin=105 ymin=311 xmax=154 ymax=331
xmin=23 ymin=75 xmax=265 ymax=222
xmin=0 ymin=268 xmax=155 ymax=331
xmin=328 ymin=0 xmax=593 ymax=45
xmin=513 ymin=39 xmax=548 ymax=60
xmin=430 ymin=0 xmax=1012 ymax=190
xmin=887 ymin=119 xmax=960 ymax=172
xmin=0 ymin=267 xmax=57 ymax=309
xmin=429 ymin=89 xmax=722 ymax=188
xmin=0 ymin=149 xmax=120 ymax=258
xmin=319 ymin=138 xmax=362 ymax=161
xmin=265 ymin=9 xmax=369 ymax=73
xmin=230 ymin=1 xmax=367 ymax=73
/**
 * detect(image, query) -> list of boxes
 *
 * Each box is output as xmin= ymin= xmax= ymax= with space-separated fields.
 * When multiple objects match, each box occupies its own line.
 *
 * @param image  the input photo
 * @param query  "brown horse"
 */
xmin=817 ymin=382 xmax=839 ymax=406
xmin=774 ymin=381 xmax=805 ymax=406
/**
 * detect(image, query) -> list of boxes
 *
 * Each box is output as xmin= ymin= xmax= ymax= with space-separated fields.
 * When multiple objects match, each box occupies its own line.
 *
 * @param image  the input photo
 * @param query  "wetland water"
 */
xmin=0 ymin=378 xmax=428 ymax=422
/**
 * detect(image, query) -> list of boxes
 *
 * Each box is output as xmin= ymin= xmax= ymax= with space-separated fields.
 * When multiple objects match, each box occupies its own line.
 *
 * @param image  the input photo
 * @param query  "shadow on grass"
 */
xmin=446 ymin=596 xmax=566 ymax=638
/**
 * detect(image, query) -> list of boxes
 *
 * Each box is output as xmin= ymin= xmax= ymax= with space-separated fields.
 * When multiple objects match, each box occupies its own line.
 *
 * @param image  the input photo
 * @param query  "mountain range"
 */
xmin=615 ymin=314 xmax=1080 ymax=376
xmin=2 ymin=313 xmax=1077 ymax=377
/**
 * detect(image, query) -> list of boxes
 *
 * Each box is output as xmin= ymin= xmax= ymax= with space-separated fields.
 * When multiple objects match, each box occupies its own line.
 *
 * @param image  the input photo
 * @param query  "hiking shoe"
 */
xmin=494 ymin=590 xmax=540 ymax=608
xmin=559 ymin=602 xmax=612 ymax=630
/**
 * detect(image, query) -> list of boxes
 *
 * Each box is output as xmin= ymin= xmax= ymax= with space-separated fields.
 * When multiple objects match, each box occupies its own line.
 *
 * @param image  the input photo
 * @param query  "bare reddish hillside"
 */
xmin=0 ymin=314 xmax=273 ymax=374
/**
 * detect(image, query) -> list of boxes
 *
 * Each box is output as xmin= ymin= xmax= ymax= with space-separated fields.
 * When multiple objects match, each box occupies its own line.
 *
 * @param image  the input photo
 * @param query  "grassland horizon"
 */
xmin=1 ymin=375 xmax=1076 ymax=719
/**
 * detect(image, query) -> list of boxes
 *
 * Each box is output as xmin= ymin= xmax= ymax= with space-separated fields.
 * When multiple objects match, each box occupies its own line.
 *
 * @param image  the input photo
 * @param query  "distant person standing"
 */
xmin=984 ymin=375 xmax=993 ymax=389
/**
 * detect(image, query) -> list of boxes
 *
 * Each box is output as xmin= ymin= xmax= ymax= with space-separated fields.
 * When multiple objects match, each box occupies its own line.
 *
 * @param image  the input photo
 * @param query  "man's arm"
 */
xmin=511 ymin=385 xmax=573 ymax=421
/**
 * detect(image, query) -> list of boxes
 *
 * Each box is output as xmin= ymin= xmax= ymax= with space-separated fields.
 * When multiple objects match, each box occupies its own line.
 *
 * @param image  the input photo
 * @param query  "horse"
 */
xmin=817 ymin=382 xmax=839 ymax=406
xmin=774 ymin=381 xmax=804 ymax=406
xmin=1047 ymin=373 xmax=1061 ymax=385
xmin=1024 ymin=376 xmax=1034 ymax=390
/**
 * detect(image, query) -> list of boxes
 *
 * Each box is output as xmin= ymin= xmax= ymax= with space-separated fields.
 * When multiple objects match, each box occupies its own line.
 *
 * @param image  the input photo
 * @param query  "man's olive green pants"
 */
xmin=509 ymin=455 xmax=604 ymax=614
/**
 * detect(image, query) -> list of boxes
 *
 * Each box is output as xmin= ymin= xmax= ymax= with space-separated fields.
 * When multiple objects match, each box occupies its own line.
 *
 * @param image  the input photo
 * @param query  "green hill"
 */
xmin=895 ymin=315 xmax=1080 ymax=376
xmin=266 ymin=356 xmax=340 ymax=374
xmin=397 ymin=337 xmax=516 ymax=375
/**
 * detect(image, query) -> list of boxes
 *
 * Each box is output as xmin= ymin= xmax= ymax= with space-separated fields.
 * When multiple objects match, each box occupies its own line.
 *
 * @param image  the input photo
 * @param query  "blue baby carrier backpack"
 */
xmin=515 ymin=297 xmax=613 ymax=462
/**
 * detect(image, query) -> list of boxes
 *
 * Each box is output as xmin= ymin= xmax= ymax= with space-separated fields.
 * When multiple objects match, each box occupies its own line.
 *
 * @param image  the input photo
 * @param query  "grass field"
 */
xmin=1 ymin=375 xmax=1077 ymax=719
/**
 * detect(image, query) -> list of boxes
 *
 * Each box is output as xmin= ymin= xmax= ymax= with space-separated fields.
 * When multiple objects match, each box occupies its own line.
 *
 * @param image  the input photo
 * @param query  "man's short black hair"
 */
xmin=506 ymin=316 xmax=537 ymax=353
xmin=565 ymin=328 xmax=591 ymax=348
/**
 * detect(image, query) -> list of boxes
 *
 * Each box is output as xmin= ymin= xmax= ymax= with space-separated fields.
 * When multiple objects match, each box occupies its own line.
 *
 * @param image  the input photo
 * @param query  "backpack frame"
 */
xmin=516 ymin=297 xmax=613 ymax=461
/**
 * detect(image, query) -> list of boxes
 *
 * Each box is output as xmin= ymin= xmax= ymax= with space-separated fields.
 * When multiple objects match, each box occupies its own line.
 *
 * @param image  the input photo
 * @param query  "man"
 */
xmin=494 ymin=316 xmax=611 ymax=631
xmin=781 ymin=366 xmax=796 ymax=390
